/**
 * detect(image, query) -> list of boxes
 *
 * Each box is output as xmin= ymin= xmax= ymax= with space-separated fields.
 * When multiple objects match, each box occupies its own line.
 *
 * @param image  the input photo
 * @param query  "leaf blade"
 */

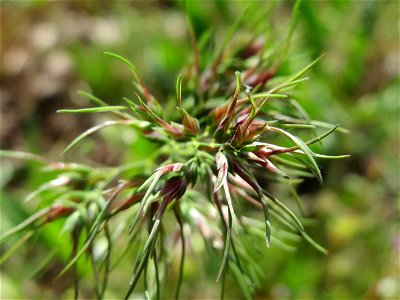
xmin=57 ymin=106 xmax=127 ymax=114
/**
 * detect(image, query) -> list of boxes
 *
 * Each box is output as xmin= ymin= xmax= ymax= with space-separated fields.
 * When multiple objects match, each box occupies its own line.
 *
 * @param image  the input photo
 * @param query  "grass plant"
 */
xmin=0 ymin=1 xmax=349 ymax=299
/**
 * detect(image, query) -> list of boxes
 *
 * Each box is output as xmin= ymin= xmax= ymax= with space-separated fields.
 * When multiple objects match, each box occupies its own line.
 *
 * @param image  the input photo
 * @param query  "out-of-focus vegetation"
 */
xmin=0 ymin=1 xmax=398 ymax=299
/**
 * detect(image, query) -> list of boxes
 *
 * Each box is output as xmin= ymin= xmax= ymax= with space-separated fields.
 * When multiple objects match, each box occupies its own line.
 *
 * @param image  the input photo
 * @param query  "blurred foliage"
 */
xmin=0 ymin=0 xmax=398 ymax=299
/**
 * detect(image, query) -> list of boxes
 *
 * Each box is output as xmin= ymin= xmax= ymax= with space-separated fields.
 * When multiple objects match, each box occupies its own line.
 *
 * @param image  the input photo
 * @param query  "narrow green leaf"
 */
xmin=78 ymin=90 xmax=108 ymax=107
xmin=174 ymin=208 xmax=185 ymax=300
xmin=58 ymin=183 xmax=126 ymax=278
xmin=278 ymin=77 xmax=310 ymax=90
xmin=24 ymin=178 xmax=69 ymax=204
xmin=300 ymin=231 xmax=328 ymax=254
xmin=71 ymin=230 xmax=80 ymax=300
xmin=270 ymin=125 xmax=341 ymax=156
xmin=0 ymin=231 xmax=34 ymax=265
xmin=260 ymin=197 xmax=271 ymax=248
xmin=280 ymin=0 xmax=302 ymax=57
xmin=29 ymin=247 xmax=59 ymax=279
xmin=289 ymin=97 xmax=320 ymax=144
xmin=62 ymin=211 xmax=82 ymax=234
xmin=123 ymin=97 xmax=140 ymax=114
xmin=176 ymin=74 xmax=183 ymax=108
xmin=269 ymin=126 xmax=323 ymax=184
xmin=304 ymin=124 xmax=339 ymax=146
xmin=229 ymin=236 xmax=243 ymax=272
xmin=269 ymin=55 xmax=323 ymax=94
xmin=125 ymin=219 xmax=161 ymax=300
xmin=63 ymin=120 xmax=144 ymax=154
xmin=0 ymin=209 xmax=48 ymax=242
xmin=288 ymin=55 xmax=324 ymax=83
xmin=215 ymin=72 xmax=242 ymax=139
xmin=104 ymin=51 xmax=140 ymax=82
xmin=268 ymin=208 xmax=297 ymax=232
xmin=129 ymin=163 xmax=179 ymax=232
xmin=135 ymin=93 xmax=162 ymax=122
xmin=101 ymin=225 xmax=112 ymax=299
xmin=221 ymin=4 xmax=251 ymax=50
xmin=289 ymin=98 xmax=311 ymax=122
xmin=229 ymin=262 xmax=253 ymax=300
xmin=282 ymin=168 xmax=313 ymax=178
xmin=311 ymin=121 xmax=350 ymax=133
xmin=264 ymin=191 xmax=304 ymax=231
xmin=216 ymin=211 xmax=232 ymax=282
xmin=280 ymin=124 xmax=316 ymax=129
xmin=223 ymin=182 xmax=239 ymax=235
xmin=231 ymin=236 xmax=264 ymax=281
xmin=248 ymin=93 xmax=257 ymax=112
xmin=271 ymin=155 xmax=307 ymax=169
xmin=128 ymin=173 xmax=160 ymax=234
xmin=57 ymin=106 xmax=127 ymax=114
xmin=270 ymin=236 xmax=297 ymax=252
xmin=271 ymin=125 xmax=349 ymax=160
xmin=276 ymin=229 xmax=302 ymax=242
xmin=153 ymin=248 xmax=161 ymax=300
xmin=57 ymin=223 xmax=100 ymax=278
xmin=311 ymin=153 xmax=350 ymax=159
xmin=252 ymin=93 xmax=288 ymax=99
xmin=89 ymin=247 xmax=102 ymax=300
xmin=0 ymin=150 xmax=51 ymax=164
xmin=220 ymin=263 xmax=226 ymax=300
xmin=288 ymin=182 xmax=305 ymax=216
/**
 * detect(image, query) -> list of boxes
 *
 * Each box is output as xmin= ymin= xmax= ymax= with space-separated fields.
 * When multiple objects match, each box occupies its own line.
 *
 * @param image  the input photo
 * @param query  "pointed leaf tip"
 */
xmin=214 ymin=151 xmax=228 ymax=193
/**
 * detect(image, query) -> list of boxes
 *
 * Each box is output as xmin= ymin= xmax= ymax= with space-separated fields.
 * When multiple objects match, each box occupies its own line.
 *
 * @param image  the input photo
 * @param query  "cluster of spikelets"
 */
xmin=0 ymin=4 xmax=349 ymax=300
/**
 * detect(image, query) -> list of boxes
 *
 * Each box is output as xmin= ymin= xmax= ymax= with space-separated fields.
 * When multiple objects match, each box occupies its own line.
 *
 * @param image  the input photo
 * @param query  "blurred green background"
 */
xmin=0 ymin=0 xmax=398 ymax=299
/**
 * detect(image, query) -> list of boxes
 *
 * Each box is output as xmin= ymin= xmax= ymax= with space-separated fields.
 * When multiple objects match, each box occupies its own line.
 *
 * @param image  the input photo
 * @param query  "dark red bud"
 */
xmin=162 ymin=122 xmax=185 ymax=139
xmin=46 ymin=205 xmax=74 ymax=222
xmin=113 ymin=192 xmax=145 ymax=213
xmin=160 ymin=176 xmax=187 ymax=203
xmin=178 ymin=108 xmax=200 ymax=136
xmin=238 ymin=40 xmax=264 ymax=59
xmin=245 ymin=70 xmax=274 ymax=88
xmin=186 ymin=162 xmax=198 ymax=185
xmin=157 ymin=163 xmax=184 ymax=174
